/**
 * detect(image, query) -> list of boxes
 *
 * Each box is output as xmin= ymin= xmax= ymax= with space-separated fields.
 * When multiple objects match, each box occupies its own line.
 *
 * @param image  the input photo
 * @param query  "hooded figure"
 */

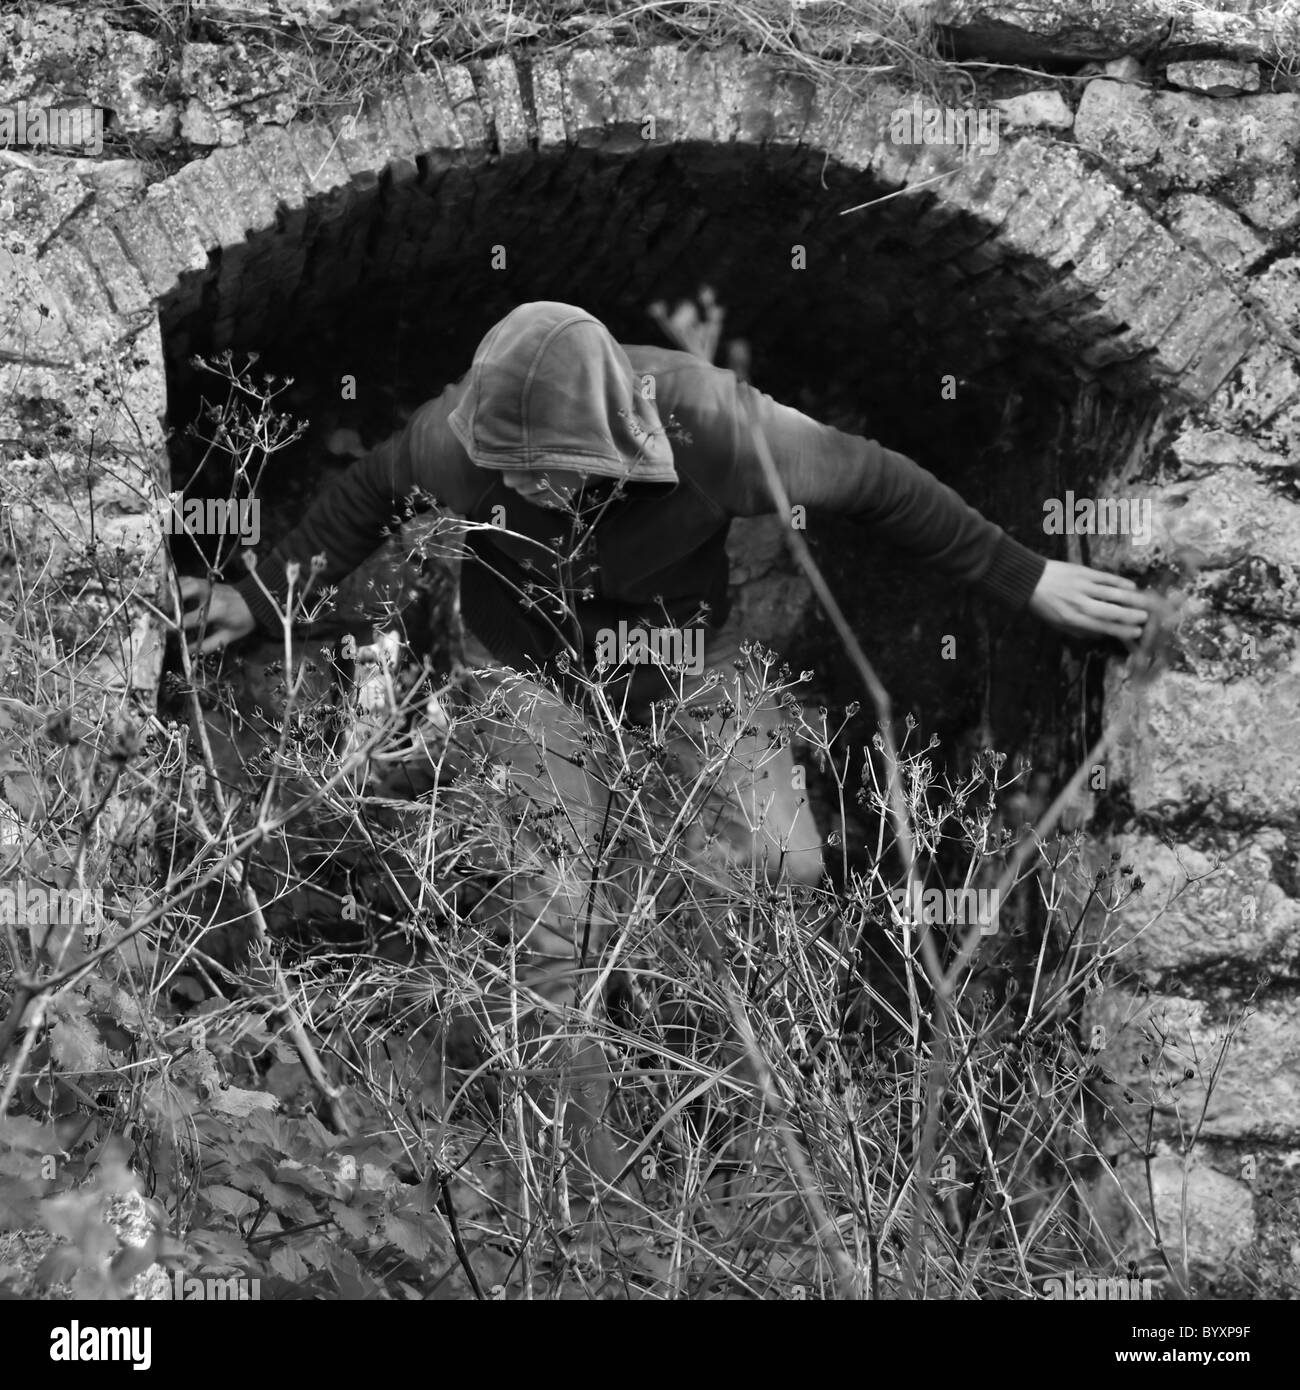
xmin=235 ymin=300 xmax=1048 ymax=720
xmin=447 ymin=301 xmax=677 ymax=489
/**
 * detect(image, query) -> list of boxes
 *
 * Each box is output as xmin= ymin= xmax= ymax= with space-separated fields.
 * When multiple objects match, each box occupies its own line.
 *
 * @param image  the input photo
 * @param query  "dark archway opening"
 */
xmin=158 ymin=137 xmax=1157 ymax=954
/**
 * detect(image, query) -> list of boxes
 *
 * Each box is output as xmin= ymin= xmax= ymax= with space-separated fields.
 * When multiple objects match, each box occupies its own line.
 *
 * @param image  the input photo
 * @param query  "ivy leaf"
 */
xmin=204 ymin=1184 xmax=258 ymax=1221
xmin=272 ymin=1163 xmax=333 ymax=1197
xmin=383 ymin=1213 xmax=433 ymax=1262
xmin=187 ymin=1227 xmax=251 ymax=1263
xmin=269 ymin=1243 xmax=308 ymax=1282
xmin=329 ymin=1201 xmax=372 ymax=1242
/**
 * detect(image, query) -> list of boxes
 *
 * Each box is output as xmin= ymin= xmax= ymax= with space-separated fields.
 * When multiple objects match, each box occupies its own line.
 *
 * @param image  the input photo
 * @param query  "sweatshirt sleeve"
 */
xmin=234 ymin=394 xmax=450 ymax=635
xmin=712 ymin=372 xmax=1047 ymax=611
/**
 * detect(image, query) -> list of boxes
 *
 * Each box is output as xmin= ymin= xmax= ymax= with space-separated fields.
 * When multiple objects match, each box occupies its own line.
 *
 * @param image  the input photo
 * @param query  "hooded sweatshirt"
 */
xmin=235 ymin=302 xmax=1046 ymax=716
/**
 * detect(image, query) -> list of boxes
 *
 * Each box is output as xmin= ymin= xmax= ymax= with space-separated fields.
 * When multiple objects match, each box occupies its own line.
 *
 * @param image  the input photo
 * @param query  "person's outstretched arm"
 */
xmin=706 ymin=369 xmax=1156 ymax=642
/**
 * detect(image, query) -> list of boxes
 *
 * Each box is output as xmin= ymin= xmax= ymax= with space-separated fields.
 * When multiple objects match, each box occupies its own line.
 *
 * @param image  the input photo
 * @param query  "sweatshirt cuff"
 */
xmin=975 ymin=532 xmax=1047 ymax=611
xmin=234 ymin=555 xmax=291 ymax=636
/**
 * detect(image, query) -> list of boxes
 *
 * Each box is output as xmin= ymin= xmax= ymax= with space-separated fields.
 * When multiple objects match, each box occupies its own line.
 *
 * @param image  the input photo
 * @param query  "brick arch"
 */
xmin=26 ymin=44 xmax=1275 ymax=407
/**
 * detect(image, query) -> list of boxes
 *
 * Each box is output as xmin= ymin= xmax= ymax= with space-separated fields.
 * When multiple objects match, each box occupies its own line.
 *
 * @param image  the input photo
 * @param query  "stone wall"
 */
xmin=3 ymin=1 xmax=1300 ymax=1286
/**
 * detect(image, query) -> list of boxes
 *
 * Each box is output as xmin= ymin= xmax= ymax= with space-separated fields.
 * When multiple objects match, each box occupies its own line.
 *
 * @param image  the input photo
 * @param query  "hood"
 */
xmin=447 ymin=301 xmax=678 ymax=493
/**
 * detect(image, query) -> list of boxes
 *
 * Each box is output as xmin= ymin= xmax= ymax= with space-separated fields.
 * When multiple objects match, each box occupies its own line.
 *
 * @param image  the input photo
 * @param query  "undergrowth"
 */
xmin=0 ymin=326 xmax=1270 ymax=1301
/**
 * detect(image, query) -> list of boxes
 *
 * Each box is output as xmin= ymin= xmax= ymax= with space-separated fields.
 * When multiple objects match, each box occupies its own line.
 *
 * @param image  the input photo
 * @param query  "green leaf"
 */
xmin=187 ymin=1227 xmax=251 ymax=1262
xmin=382 ymin=1213 xmax=432 ymax=1262
xmin=272 ymin=1163 xmax=332 ymax=1197
xmin=329 ymin=1201 xmax=373 ymax=1242
xmin=204 ymin=1184 xmax=258 ymax=1220
xmin=269 ymin=1243 xmax=308 ymax=1282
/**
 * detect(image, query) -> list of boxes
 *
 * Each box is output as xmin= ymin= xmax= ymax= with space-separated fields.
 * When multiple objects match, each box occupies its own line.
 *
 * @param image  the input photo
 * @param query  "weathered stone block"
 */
xmin=1075 ymin=78 xmax=1163 ymax=166
xmin=141 ymin=183 xmax=212 ymax=278
xmin=0 ymin=246 xmax=82 ymax=364
xmin=322 ymin=114 xmax=383 ymax=194
xmin=1165 ymin=193 xmax=1265 ymax=275
xmin=369 ymin=92 xmax=425 ymax=181
xmin=1153 ymin=284 xmax=1256 ymax=389
xmin=526 ymin=54 xmax=569 ymax=148
xmin=1169 ymin=428 xmax=1288 ymax=474
xmin=1144 ymin=467 xmax=1300 ymax=570
xmin=1166 ymin=59 xmax=1260 ymax=97
xmin=37 ymin=239 xmax=125 ymax=353
xmin=993 ymin=146 xmax=1092 ymax=264
xmin=402 ymin=72 xmax=466 ymax=154
xmin=180 ymin=98 xmax=244 ymax=148
xmin=1178 ymin=325 xmax=1260 ymax=404
xmin=283 ymin=122 xmax=360 ymax=200
xmin=1038 ymin=169 xmax=1126 ymax=271
xmin=1076 ymin=81 xmax=1300 ymax=232
xmin=993 ymin=88 xmax=1073 ymax=130
xmin=1107 ymin=659 xmax=1300 ymax=823
xmin=69 ymin=219 xmax=153 ymax=318
xmin=1209 ymin=344 xmax=1300 ymax=430
xmin=441 ymin=63 xmax=489 ymax=150
xmin=1101 ymin=831 xmax=1300 ymax=973
xmin=1100 ymin=254 xmax=1216 ymax=370
xmin=246 ymin=125 xmax=323 ymax=217
xmin=1088 ymin=989 xmax=1300 ymax=1143
xmin=600 ymin=49 xmax=671 ymax=150
xmin=168 ymin=156 xmax=251 ymax=249
xmin=557 ymin=49 xmax=618 ymax=147
xmin=1092 ymin=1155 xmax=1255 ymax=1271
xmin=478 ymin=56 xmax=531 ymax=154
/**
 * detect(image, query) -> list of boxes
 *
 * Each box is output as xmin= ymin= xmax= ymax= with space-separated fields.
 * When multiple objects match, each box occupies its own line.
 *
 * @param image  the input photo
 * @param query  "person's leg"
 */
xmin=660 ymin=630 xmax=825 ymax=888
xmin=408 ymin=648 xmax=636 ymax=1196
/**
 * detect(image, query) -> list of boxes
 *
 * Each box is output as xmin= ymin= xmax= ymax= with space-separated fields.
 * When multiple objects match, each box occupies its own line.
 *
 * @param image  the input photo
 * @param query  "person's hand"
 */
xmin=179 ymin=576 xmax=257 ymax=655
xmin=1027 ymin=560 xmax=1160 ymax=642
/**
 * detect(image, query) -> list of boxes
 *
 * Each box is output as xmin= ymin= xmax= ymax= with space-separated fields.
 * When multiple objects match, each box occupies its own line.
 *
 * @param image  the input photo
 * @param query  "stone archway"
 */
xmin=5 ymin=37 xmax=1300 ymax=1280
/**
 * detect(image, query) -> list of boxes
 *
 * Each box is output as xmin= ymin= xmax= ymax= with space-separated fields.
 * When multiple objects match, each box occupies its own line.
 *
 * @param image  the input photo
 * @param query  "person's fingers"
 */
xmin=1078 ymin=595 xmax=1152 ymax=626
xmin=1072 ymin=596 xmax=1148 ymax=627
xmin=180 ymin=603 xmax=210 ymax=632
xmin=1071 ymin=610 xmax=1145 ymax=639
xmin=195 ymin=630 xmax=229 ymax=656
xmin=1083 ymin=575 xmax=1161 ymax=609
xmin=1080 ymin=568 xmax=1138 ymax=591
xmin=178 ymin=575 xmax=208 ymax=599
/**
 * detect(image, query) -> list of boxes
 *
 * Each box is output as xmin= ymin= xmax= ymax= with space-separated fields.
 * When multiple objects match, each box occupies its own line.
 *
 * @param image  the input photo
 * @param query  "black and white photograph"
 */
xmin=0 ymin=0 xmax=1294 ymax=1345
